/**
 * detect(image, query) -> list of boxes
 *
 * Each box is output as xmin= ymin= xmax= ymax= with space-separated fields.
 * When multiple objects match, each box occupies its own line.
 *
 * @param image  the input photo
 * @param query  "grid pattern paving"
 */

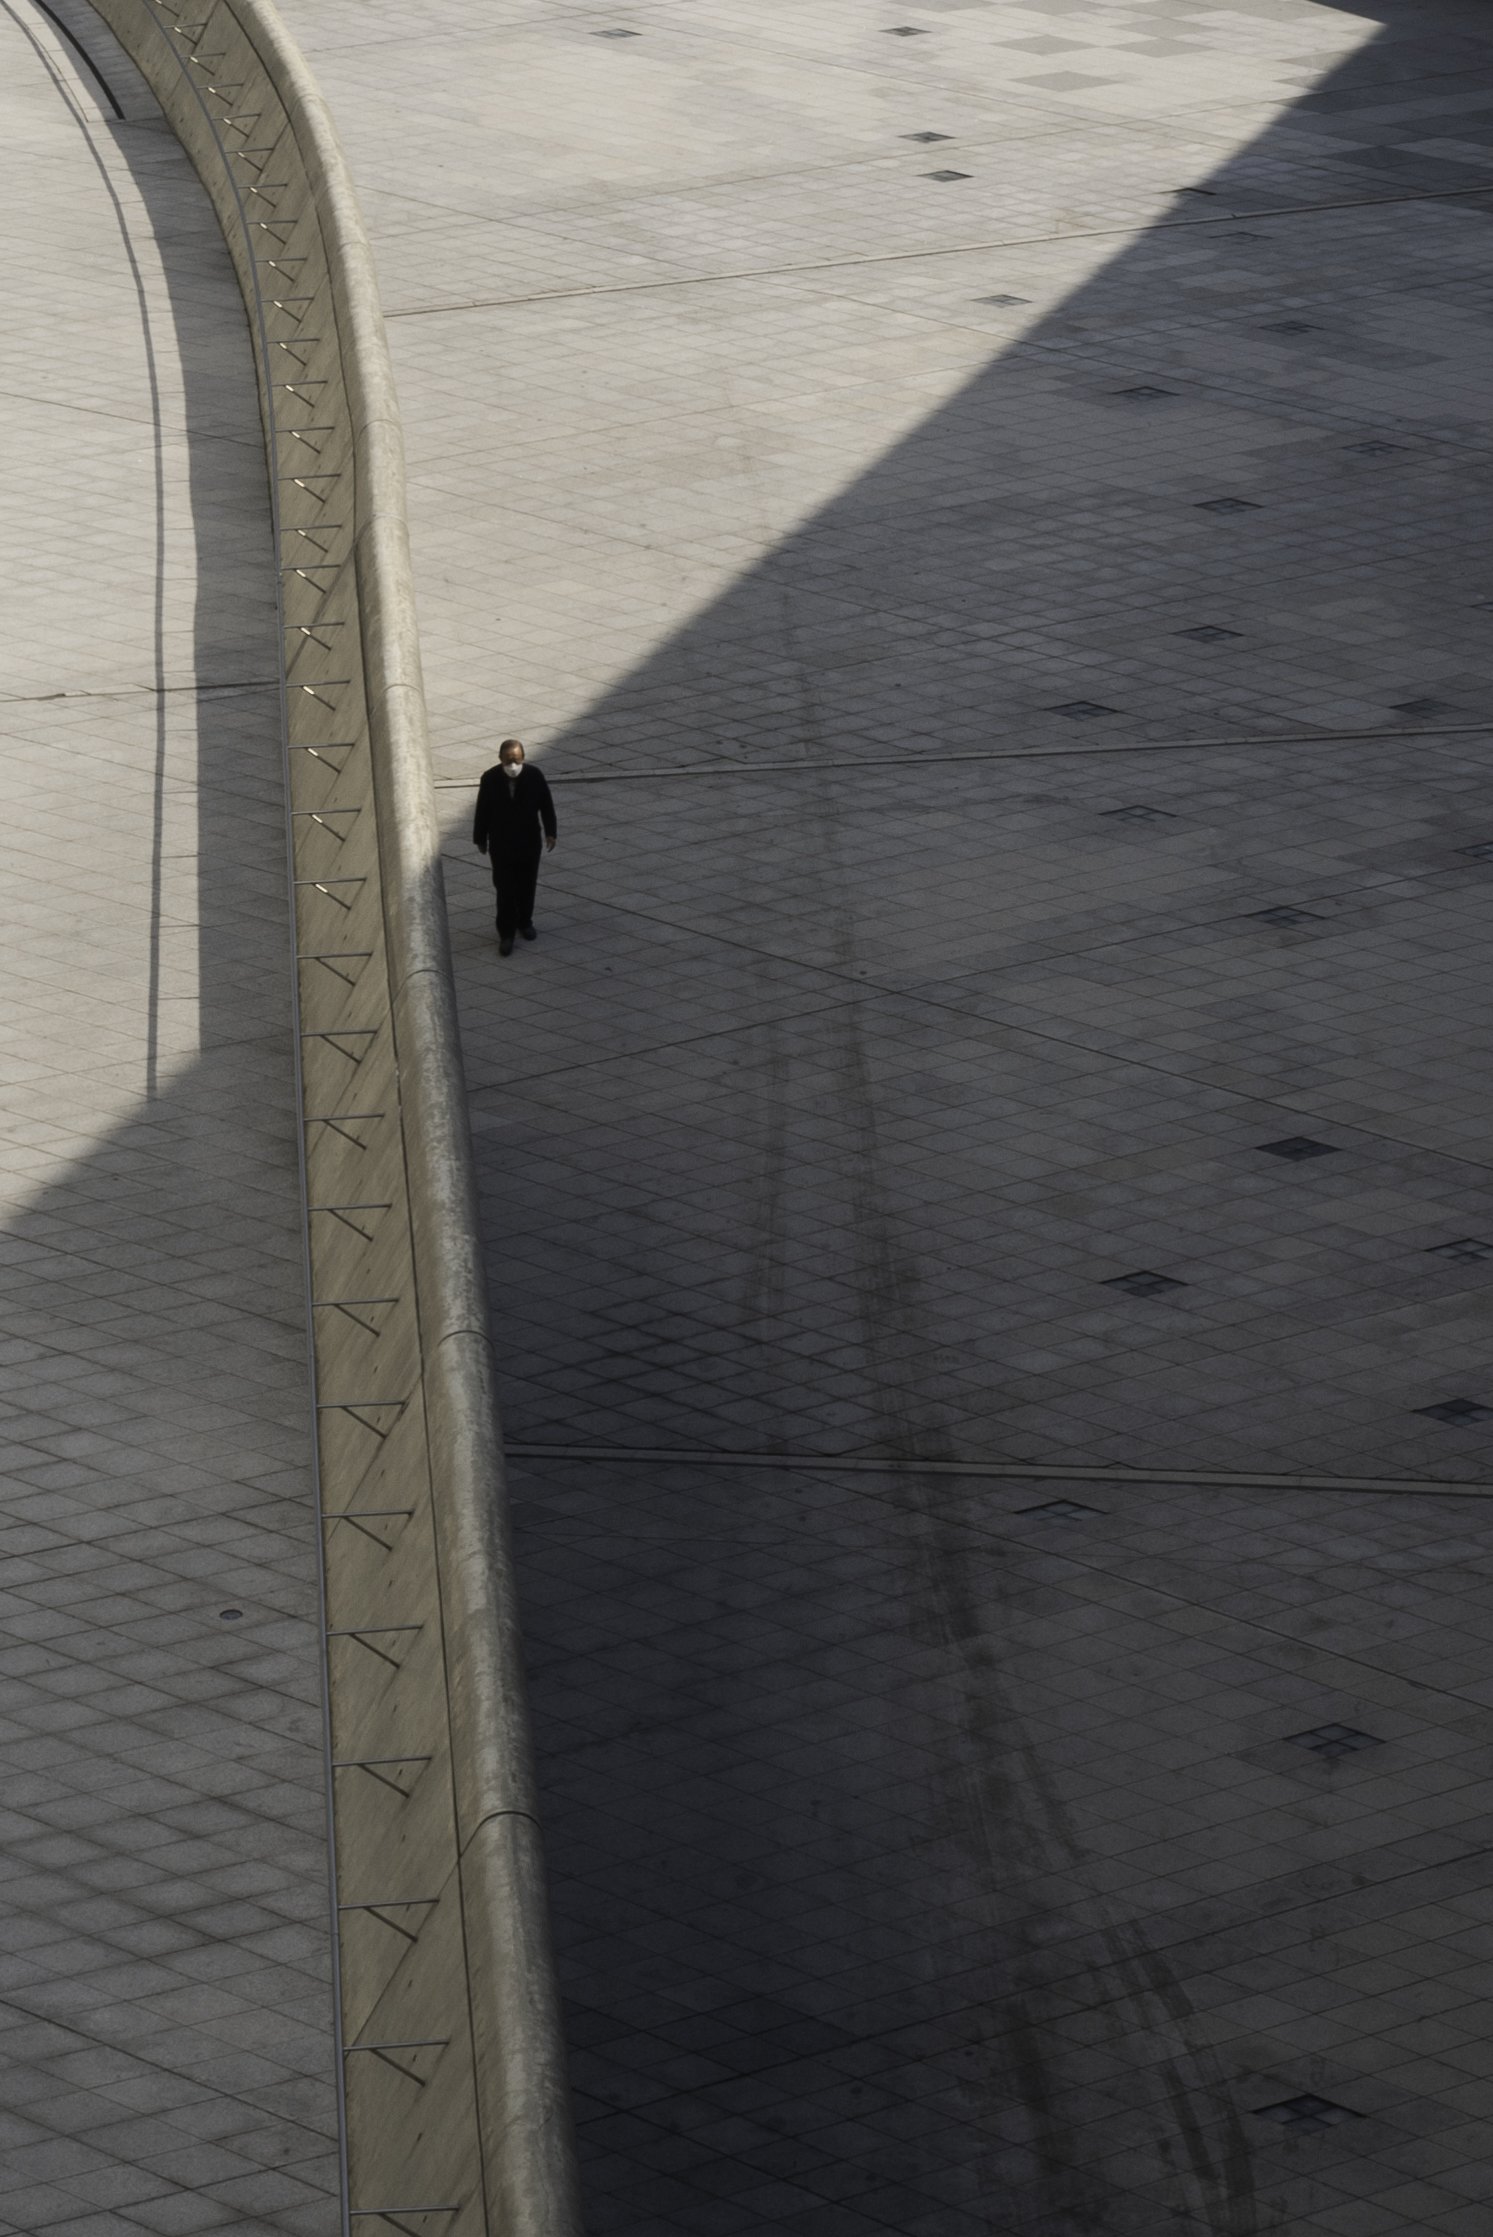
xmin=513 ymin=1455 xmax=1493 ymax=2236
xmin=0 ymin=12 xmax=338 ymax=2233
xmin=277 ymin=0 xmax=1493 ymax=2228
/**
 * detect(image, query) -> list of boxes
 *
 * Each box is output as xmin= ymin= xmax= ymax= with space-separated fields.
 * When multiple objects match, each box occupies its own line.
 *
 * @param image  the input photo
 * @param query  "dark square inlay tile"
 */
xmin=1459 ymin=841 xmax=1493 ymax=861
xmin=1249 ymin=906 xmax=1322 ymax=928
xmin=926 ymin=169 xmax=971 ymax=180
xmin=885 ymin=24 xmax=929 ymax=33
xmin=1048 ymin=700 xmax=1119 ymax=719
xmin=1427 ymin=1238 xmax=1493 ymax=1263
xmin=978 ymin=293 xmax=1030 ymax=306
xmin=1392 ymin=697 xmax=1457 ymax=716
xmin=1265 ymin=319 xmax=1316 ymax=334
xmin=1017 ymin=1500 xmax=1102 ymax=1520
xmin=1259 ymin=1137 xmax=1338 ymax=1160
xmin=1104 ymin=1270 xmax=1187 ymax=1298
xmin=1347 ymin=439 xmax=1405 ymax=455
xmin=1115 ymin=384 xmax=1176 ymax=400
xmin=1197 ymin=497 xmax=1260 ymax=514
xmin=1255 ymin=2095 xmax=1363 ymax=2134
xmin=594 ymin=25 xmax=641 ymax=34
xmin=1103 ymin=805 xmax=1174 ymax=822
xmin=1286 ymin=1725 xmax=1382 ymax=1761
xmin=903 ymin=131 xmax=952 ymax=142
xmin=1177 ymin=625 xmax=1242 ymax=642
xmin=1417 ymin=1398 xmax=1493 ymax=1424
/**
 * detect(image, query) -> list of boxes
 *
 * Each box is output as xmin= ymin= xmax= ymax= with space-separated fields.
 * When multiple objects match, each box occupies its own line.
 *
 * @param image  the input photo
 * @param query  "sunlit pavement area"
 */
xmin=287 ymin=0 xmax=1493 ymax=2229
xmin=0 ymin=12 xmax=338 ymax=2232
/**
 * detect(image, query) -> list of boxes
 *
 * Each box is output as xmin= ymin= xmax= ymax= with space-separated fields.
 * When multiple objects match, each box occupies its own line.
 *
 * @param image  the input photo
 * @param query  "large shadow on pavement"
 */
xmin=452 ymin=4 xmax=1493 ymax=2232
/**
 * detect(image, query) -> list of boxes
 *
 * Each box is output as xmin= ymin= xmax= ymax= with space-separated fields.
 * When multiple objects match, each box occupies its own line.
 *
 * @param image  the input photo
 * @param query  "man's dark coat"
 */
xmin=472 ymin=761 xmax=557 ymax=858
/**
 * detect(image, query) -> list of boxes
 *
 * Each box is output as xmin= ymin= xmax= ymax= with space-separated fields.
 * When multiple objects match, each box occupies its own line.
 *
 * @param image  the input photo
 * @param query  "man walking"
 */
xmin=472 ymin=739 xmax=557 ymax=955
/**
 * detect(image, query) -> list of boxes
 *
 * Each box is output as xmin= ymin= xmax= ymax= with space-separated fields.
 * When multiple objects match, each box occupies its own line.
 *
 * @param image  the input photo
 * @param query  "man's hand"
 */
xmin=546 ymin=835 xmax=556 ymax=851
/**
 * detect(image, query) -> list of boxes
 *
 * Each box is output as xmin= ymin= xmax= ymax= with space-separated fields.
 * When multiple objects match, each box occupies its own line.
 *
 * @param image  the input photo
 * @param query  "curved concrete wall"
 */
xmin=83 ymin=4 xmax=582 ymax=2231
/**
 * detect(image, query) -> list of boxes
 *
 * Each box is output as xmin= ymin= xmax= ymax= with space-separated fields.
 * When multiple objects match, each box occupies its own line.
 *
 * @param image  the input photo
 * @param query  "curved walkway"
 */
xmin=0 ymin=9 xmax=337 ymax=2231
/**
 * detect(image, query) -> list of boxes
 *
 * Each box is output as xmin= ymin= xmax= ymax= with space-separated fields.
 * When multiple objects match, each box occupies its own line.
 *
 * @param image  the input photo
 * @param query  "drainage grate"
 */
xmin=978 ymin=293 xmax=1030 ymax=306
xmin=1048 ymin=700 xmax=1118 ymax=719
xmin=1259 ymin=1137 xmax=1338 ymax=1160
xmin=1255 ymin=2094 xmax=1362 ymax=2133
xmin=1196 ymin=497 xmax=1259 ymax=514
xmin=1286 ymin=1725 xmax=1381 ymax=1760
xmin=1104 ymin=805 xmax=1174 ymax=822
xmin=903 ymin=131 xmax=952 ymax=142
xmin=925 ymin=169 xmax=970 ymax=180
xmin=1115 ymin=385 xmax=1176 ymax=399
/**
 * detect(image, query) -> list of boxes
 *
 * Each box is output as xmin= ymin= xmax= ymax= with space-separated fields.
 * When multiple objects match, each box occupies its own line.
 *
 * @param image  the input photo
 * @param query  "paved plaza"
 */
xmin=0 ymin=12 xmax=337 ymax=2232
xmin=271 ymin=0 xmax=1493 ymax=2229
xmin=6 ymin=0 xmax=1493 ymax=2230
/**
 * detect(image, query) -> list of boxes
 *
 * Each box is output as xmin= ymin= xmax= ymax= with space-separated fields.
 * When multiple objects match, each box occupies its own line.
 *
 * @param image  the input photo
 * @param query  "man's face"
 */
xmin=502 ymin=749 xmax=524 ymax=774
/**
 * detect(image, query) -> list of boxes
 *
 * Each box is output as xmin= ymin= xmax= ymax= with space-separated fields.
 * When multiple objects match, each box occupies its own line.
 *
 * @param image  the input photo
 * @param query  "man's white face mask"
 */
xmin=503 ymin=759 xmax=523 ymax=775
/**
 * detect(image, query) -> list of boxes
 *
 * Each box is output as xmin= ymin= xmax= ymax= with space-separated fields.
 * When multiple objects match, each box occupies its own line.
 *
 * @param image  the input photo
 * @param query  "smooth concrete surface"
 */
xmin=90 ymin=0 xmax=1493 ymax=2231
xmin=0 ymin=8 xmax=340 ymax=2232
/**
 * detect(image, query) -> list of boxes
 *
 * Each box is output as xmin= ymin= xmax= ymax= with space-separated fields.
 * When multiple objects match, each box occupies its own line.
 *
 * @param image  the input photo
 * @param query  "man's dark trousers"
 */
xmin=491 ymin=842 xmax=541 ymax=940
xmin=472 ymin=761 xmax=557 ymax=937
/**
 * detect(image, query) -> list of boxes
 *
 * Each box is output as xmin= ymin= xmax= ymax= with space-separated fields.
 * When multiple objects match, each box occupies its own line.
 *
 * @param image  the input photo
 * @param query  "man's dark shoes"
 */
xmin=498 ymin=934 xmax=515 ymax=956
xmin=519 ymin=923 xmax=537 ymax=942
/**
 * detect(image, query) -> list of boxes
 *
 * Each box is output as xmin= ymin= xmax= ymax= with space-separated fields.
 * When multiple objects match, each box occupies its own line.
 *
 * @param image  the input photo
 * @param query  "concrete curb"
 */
xmin=85 ymin=4 xmax=581 ymax=2229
